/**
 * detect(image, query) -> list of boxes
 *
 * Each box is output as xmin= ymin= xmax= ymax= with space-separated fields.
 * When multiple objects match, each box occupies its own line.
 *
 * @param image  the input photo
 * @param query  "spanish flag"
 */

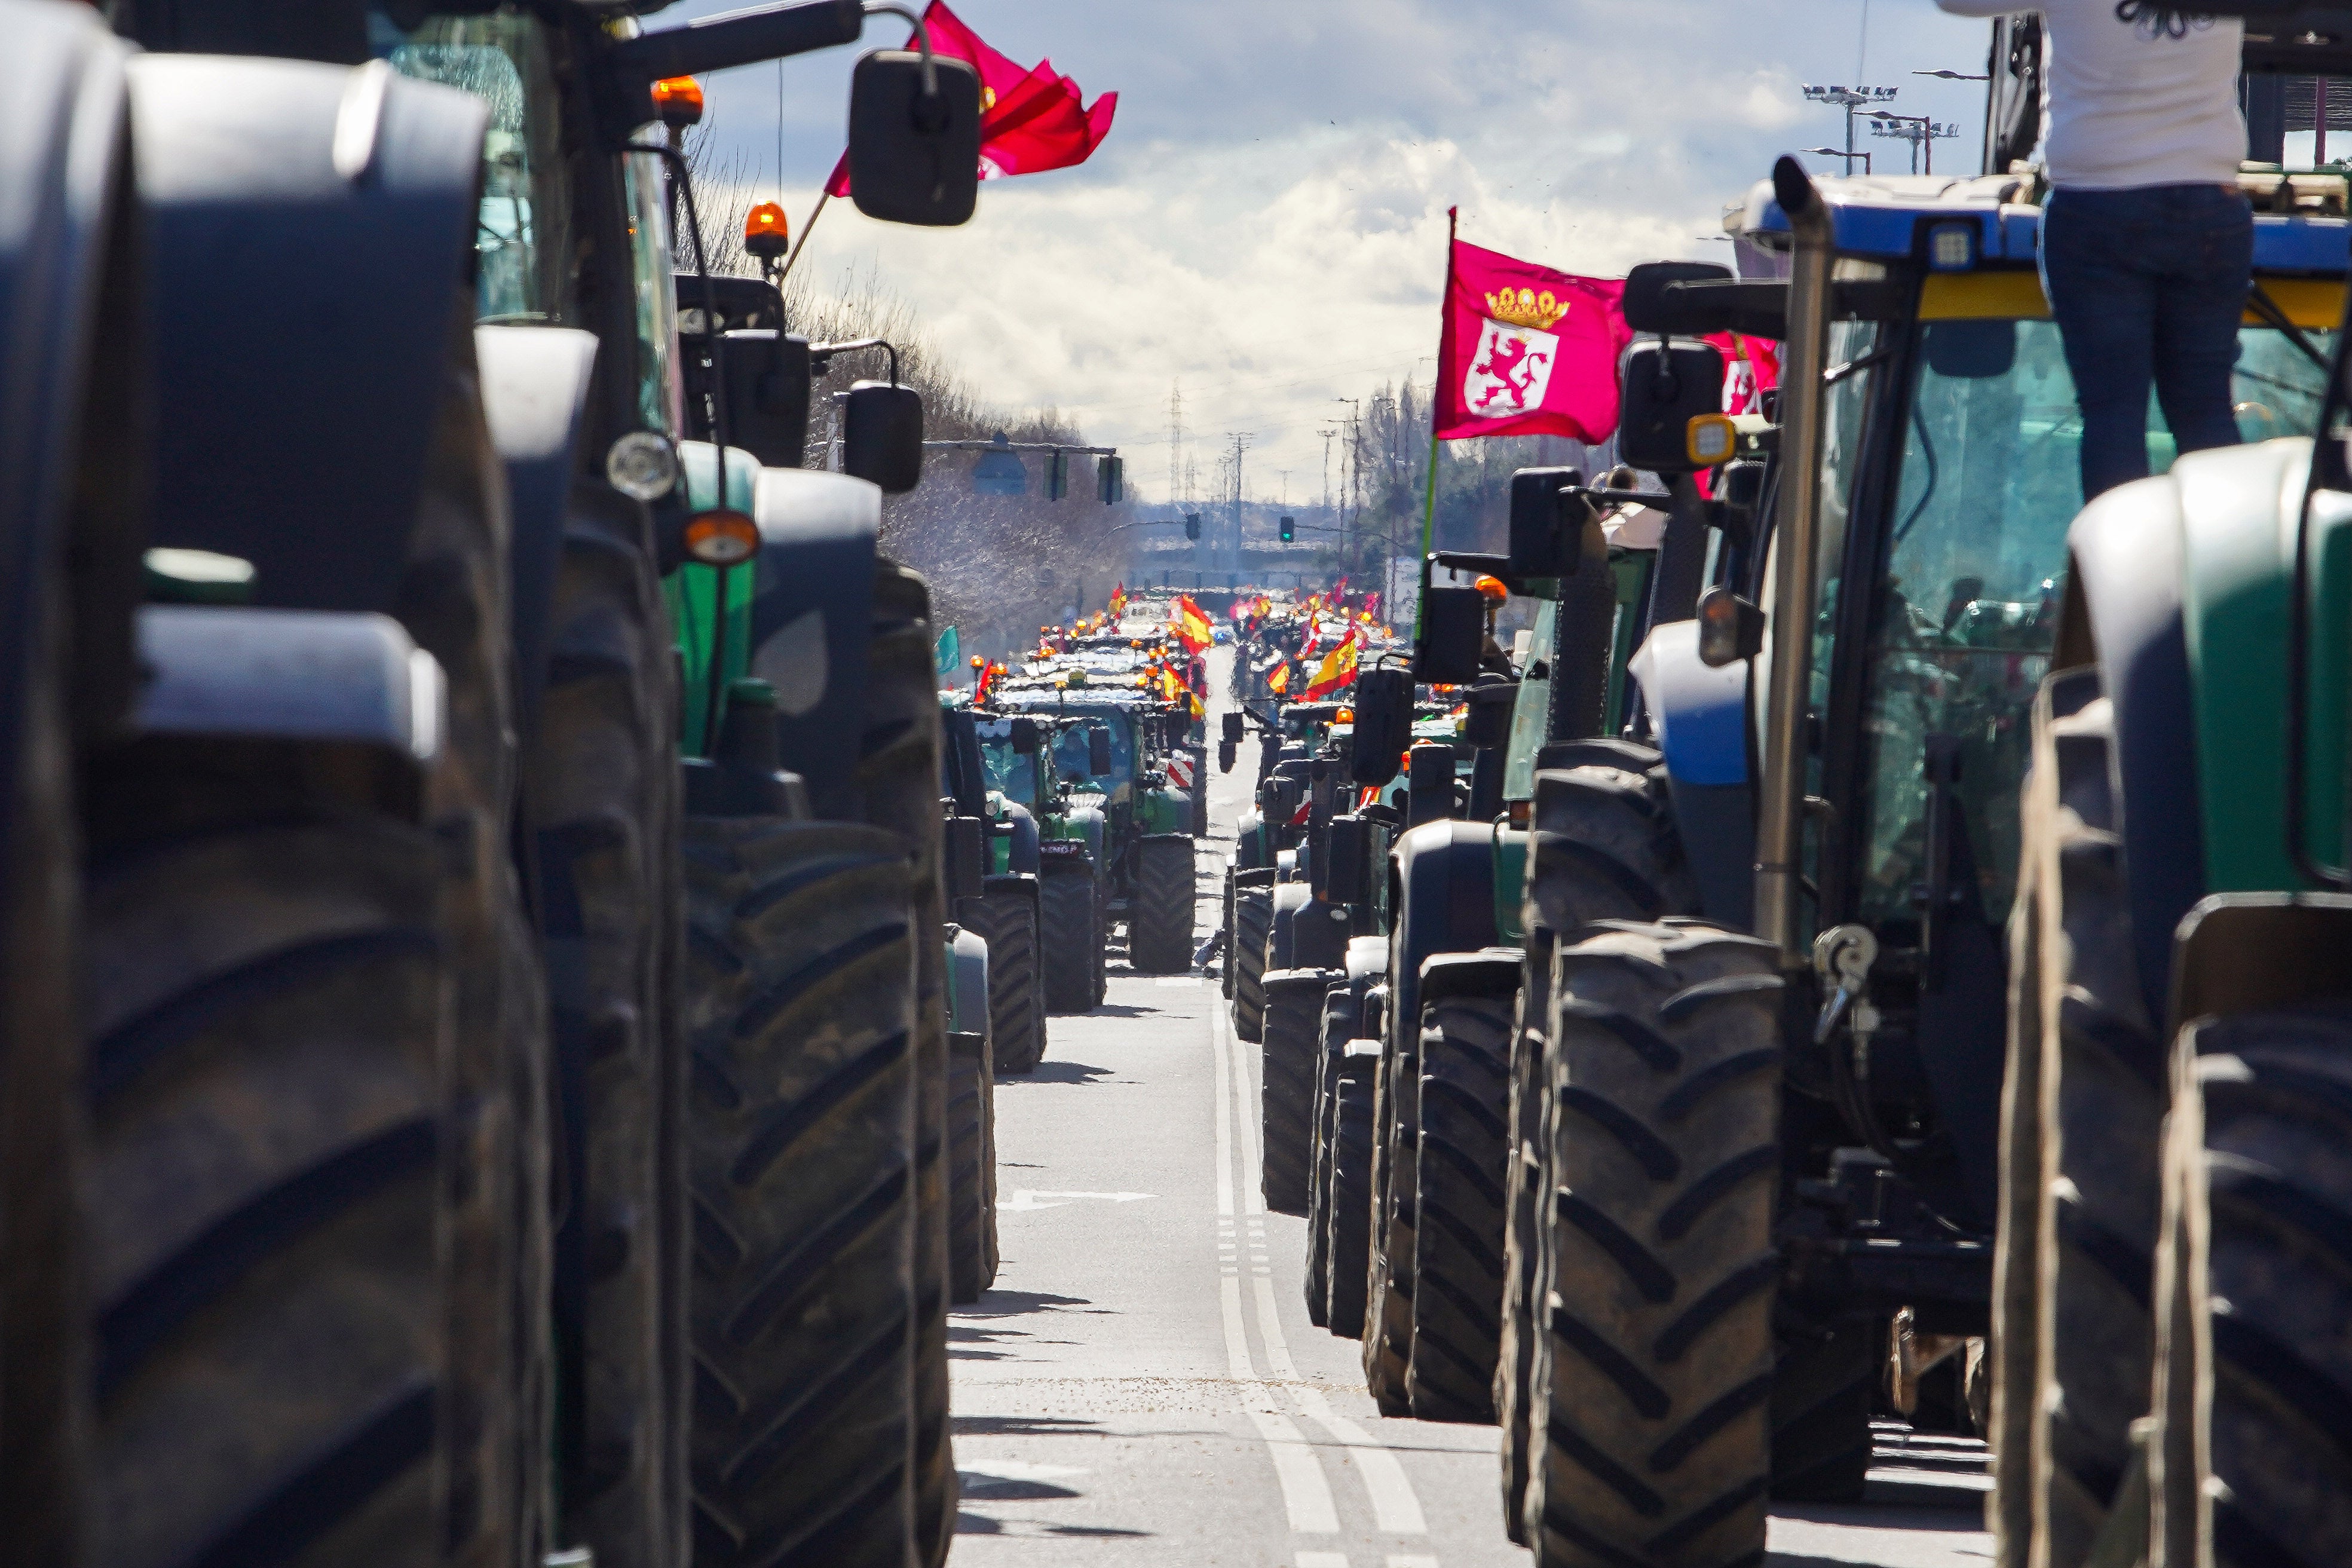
xmin=1267 ymin=662 xmax=1290 ymax=695
xmin=1304 ymin=629 xmax=1359 ymax=699
xmin=1174 ymin=594 xmax=1214 ymax=653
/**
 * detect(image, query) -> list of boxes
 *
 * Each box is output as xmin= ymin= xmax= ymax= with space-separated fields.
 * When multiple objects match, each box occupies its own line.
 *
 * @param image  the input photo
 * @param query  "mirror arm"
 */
xmin=861 ymin=1 xmax=941 ymax=96
xmin=811 ymin=336 xmax=902 ymax=385
xmin=608 ymin=0 xmax=865 ymax=120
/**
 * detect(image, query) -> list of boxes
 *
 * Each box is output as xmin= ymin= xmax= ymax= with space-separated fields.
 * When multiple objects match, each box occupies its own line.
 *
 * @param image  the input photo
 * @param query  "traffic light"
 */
xmin=1279 ymin=515 xmax=1295 ymax=543
xmin=1185 ymin=512 xmax=1201 ymax=541
xmin=1098 ymin=454 xmax=1124 ymax=505
xmin=1046 ymin=449 xmax=1070 ymax=501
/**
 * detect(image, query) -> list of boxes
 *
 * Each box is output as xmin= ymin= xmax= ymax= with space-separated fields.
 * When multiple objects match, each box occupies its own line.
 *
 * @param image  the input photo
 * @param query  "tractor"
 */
xmin=1474 ymin=124 xmax=2351 ymax=1568
xmin=5 ymin=4 xmax=987 ymax=1566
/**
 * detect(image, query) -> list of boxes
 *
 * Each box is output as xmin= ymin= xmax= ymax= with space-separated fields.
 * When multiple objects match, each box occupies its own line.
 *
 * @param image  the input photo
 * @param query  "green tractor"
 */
xmin=1468 ymin=122 xmax=2351 ymax=1568
xmin=14 ymin=4 xmax=989 ymax=1566
xmin=997 ymin=676 xmax=1199 ymax=987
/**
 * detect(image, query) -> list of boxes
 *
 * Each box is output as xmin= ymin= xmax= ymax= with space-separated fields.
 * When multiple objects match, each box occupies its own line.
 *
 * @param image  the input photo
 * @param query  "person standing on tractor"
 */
xmin=1937 ymin=0 xmax=2253 ymax=500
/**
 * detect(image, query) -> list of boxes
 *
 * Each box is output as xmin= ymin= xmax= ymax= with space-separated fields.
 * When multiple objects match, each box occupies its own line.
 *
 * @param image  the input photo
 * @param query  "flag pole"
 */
xmin=776 ymin=188 xmax=832 ymax=289
xmin=1413 ymin=207 xmax=1458 ymax=638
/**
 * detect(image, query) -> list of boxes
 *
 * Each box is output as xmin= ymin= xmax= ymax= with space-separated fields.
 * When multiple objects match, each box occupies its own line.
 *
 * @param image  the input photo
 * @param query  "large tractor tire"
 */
xmin=2150 ymin=1003 xmax=2352 ymax=1568
xmin=1191 ymin=746 xmax=1211 ymax=839
xmin=1362 ymin=1016 xmax=1422 ymax=1416
xmin=1306 ymin=981 xmax=1362 ymax=1327
xmin=1260 ymin=970 xmax=1334 ymax=1215
xmin=947 ymin=1030 xmax=997 ymax=1303
xmin=964 ymin=877 xmax=1046 ymax=1074
xmin=1232 ymin=874 xmax=1275 ymax=1043
xmin=81 ymin=808 xmax=457 ymax=1568
xmin=1770 ymin=1322 xmax=1876 ymax=1503
xmin=526 ymin=481 xmax=688 ymax=1568
xmin=1409 ymin=990 xmax=1514 ymax=1425
xmin=1528 ymin=921 xmax=1782 ymax=1568
xmin=1498 ymin=931 xmax=1555 ymax=1543
xmin=1327 ymin=1062 xmax=1377 ymax=1339
xmin=682 ymin=817 xmax=918 ymax=1568
xmin=855 ymin=562 xmax=957 ymax=1568
xmin=1996 ymin=677 xmax=2165 ymax=1568
xmin=394 ymin=308 xmax=550 ymax=1568
xmin=1221 ymin=868 xmax=1237 ymax=1000
xmin=1128 ymin=833 xmax=1196 ymax=975
xmin=1039 ymin=860 xmax=1101 ymax=1015
xmin=1522 ymin=749 xmax=1701 ymax=939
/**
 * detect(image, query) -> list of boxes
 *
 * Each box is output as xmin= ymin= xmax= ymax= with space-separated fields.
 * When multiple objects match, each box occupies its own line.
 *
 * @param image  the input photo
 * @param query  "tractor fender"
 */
xmin=133 ymin=604 xmax=445 ymax=817
xmin=1000 ymin=802 xmax=1041 ymax=875
xmin=129 ymin=54 xmax=487 ymax=613
xmin=743 ymin=466 xmax=880 ymax=819
xmin=947 ymin=925 xmax=990 ymax=1039
xmin=1630 ymin=618 xmax=1755 ymax=929
xmin=0 ymin=0 xmax=140 ymax=803
xmin=1386 ymin=820 xmax=1498 ymax=1052
xmin=1065 ymin=804 xmax=1106 ymax=869
xmin=2061 ymin=464 xmax=2207 ymax=1025
xmin=1235 ymin=809 xmax=1266 ymax=869
xmin=1269 ymin=880 xmax=1313 ymax=969
xmin=474 ymin=324 xmax=599 ymax=740
xmin=1345 ymin=935 xmax=1388 ymax=982
xmin=1417 ymin=949 xmax=1521 ymax=1010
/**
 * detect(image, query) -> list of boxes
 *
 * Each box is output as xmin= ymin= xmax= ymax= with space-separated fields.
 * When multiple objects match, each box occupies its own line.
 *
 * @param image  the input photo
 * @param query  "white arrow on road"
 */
xmin=1002 ymin=1189 xmax=1158 ymax=1211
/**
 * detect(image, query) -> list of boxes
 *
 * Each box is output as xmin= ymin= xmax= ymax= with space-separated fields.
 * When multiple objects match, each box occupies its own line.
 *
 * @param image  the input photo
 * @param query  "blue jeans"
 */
xmin=2039 ymin=184 xmax=2254 ymax=501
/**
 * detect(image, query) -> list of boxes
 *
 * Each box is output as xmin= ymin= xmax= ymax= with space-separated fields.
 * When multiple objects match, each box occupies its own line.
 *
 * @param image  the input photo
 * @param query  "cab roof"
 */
xmin=1740 ymin=170 xmax=2351 ymax=278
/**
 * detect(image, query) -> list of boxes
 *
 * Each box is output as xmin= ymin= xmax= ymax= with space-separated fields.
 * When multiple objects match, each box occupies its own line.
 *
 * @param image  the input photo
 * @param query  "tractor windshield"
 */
xmin=1053 ymin=716 xmax=1135 ymax=802
xmin=379 ymin=14 xmax=573 ymax=326
xmin=1852 ymin=305 xmax=2338 ymax=933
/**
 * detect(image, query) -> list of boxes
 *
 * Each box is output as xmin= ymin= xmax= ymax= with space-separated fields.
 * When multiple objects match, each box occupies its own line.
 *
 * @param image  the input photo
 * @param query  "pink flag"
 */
xmin=1434 ymin=222 xmax=1631 ymax=444
xmin=826 ymin=2 xmax=1116 ymax=197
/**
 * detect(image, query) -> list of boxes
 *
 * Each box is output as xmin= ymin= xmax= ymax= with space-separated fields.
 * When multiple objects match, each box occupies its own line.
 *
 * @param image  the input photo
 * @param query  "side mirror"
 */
xmin=721 ymin=330 xmax=813 ymax=470
xmin=1621 ymin=259 xmax=1734 ymax=335
xmin=1010 ymin=717 xmax=1042 ymax=755
xmin=844 ymin=381 xmax=923 ymax=494
xmin=1618 ymin=339 xmax=1727 ymax=474
xmin=1463 ymin=677 xmax=1518 ymax=751
xmin=1406 ymin=740 xmax=1456 ymax=828
xmin=847 ymin=50 xmax=981 ymax=226
xmin=1325 ymin=814 xmax=1368 ymax=904
xmin=1413 ymin=586 xmax=1486 ymax=684
xmin=1698 ymin=584 xmax=1768 ymax=667
xmin=1088 ymin=725 xmax=1113 ymax=777
xmin=1349 ymin=666 xmax=1413 ymax=786
xmin=1218 ymin=740 xmax=1238 ymax=773
xmin=1222 ymin=711 xmax=1246 ymax=744
xmin=1507 ymin=466 xmax=1588 ymax=577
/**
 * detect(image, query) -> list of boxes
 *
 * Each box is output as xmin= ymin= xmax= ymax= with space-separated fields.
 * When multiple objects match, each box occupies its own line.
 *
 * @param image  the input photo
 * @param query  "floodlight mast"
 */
xmin=1802 ymin=82 xmax=1900 ymax=174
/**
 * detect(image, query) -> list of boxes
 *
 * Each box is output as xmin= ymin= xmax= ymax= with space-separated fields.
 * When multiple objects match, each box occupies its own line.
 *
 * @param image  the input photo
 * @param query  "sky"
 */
xmin=663 ymin=0 xmax=1996 ymax=509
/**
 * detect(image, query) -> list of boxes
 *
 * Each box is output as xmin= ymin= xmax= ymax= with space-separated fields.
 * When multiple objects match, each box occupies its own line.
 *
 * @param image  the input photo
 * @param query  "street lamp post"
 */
xmin=1803 ymin=83 xmax=1900 ymax=173
xmin=1868 ymin=112 xmax=1961 ymax=174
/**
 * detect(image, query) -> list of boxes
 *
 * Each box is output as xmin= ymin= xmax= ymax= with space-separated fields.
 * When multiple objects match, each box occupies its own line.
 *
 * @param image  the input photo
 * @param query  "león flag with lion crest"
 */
xmin=1434 ymin=222 xmax=1631 ymax=444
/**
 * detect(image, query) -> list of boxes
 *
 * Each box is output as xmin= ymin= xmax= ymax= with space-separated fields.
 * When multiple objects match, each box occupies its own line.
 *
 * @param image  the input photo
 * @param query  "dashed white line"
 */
xmin=1296 ymin=1553 xmax=1350 ymax=1568
xmin=1213 ymin=990 xmax=1340 ymax=1534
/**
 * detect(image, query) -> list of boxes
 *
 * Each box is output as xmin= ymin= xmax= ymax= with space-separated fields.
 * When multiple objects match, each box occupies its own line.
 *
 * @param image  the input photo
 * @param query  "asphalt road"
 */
xmin=947 ymin=659 xmax=1994 ymax=1568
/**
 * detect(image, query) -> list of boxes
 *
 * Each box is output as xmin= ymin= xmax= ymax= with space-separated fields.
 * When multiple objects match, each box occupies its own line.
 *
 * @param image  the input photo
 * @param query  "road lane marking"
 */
xmin=1229 ymin=1001 xmax=1267 ymax=1217
xmin=1221 ymin=999 xmax=1432 ymax=1537
xmin=1212 ymin=988 xmax=1339 ymax=1534
xmin=1297 ymin=1554 xmax=1350 ymax=1568
xmin=1388 ymin=1557 xmax=1441 ymax=1567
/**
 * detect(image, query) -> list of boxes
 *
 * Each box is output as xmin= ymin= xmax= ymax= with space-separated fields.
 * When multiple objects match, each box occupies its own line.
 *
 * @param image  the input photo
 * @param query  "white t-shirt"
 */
xmin=1936 ymin=1 xmax=2246 ymax=188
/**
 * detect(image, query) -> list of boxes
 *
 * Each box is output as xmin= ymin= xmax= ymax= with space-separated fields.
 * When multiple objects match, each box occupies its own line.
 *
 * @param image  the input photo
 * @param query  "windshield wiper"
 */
xmin=2248 ymin=282 xmax=2332 ymax=374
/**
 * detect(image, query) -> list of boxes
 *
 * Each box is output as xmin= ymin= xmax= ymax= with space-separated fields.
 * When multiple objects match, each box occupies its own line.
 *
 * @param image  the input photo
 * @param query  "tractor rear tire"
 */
xmin=1128 ymin=834 xmax=1196 ymax=975
xmin=1523 ymin=753 xmax=1701 ymax=939
xmin=2007 ymin=680 xmax=2166 ymax=1568
xmin=1409 ymin=990 xmax=1514 ymax=1425
xmin=1191 ymin=746 xmax=1210 ymax=839
xmin=947 ymin=1030 xmax=996 ymax=1303
xmin=1306 ymin=981 xmax=1359 ymax=1327
xmin=1529 ymin=921 xmax=1782 ymax=1568
xmin=854 ymin=562 xmax=956 ymax=1568
xmin=1 ymin=544 xmax=87 ymax=1561
xmin=1260 ymin=970 xmax=1331 ymax=1215
xmin=682 ymin=817 xmax=918 ymax=1568
xmin=81 ymin=815 xmax=455 ymax=1568
xmin=1233 ymin=878 xmax=1274 ymax=1043
xmin=1221 ymin=869 xmax=1237 ymax=1000
xmin=1498 ymin=931 xmax=1554 ymax=1543
xmin=526 ymin=481 xmax=688 ymax=1568
xmin=1328 ymin=1071 xmax=1376 ymax=1339
xmin=2151 ymin=1003 xmax=2352 ymax=1568
xmin=965 ymin=878 xmax=1045 ymax=1075
xmin=1039 ymin=863 xmax=1101 ymax=1016
xmin=1362 ymin=1018 xmax=1421 ymax=1416
xmin=1769 ymin=1322 xmax=1876 ymax=1503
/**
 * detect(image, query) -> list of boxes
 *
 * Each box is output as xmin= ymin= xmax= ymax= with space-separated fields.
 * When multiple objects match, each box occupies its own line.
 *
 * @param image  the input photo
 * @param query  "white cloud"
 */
xmin=672 ymin=0 xmax=1995 ymax=497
